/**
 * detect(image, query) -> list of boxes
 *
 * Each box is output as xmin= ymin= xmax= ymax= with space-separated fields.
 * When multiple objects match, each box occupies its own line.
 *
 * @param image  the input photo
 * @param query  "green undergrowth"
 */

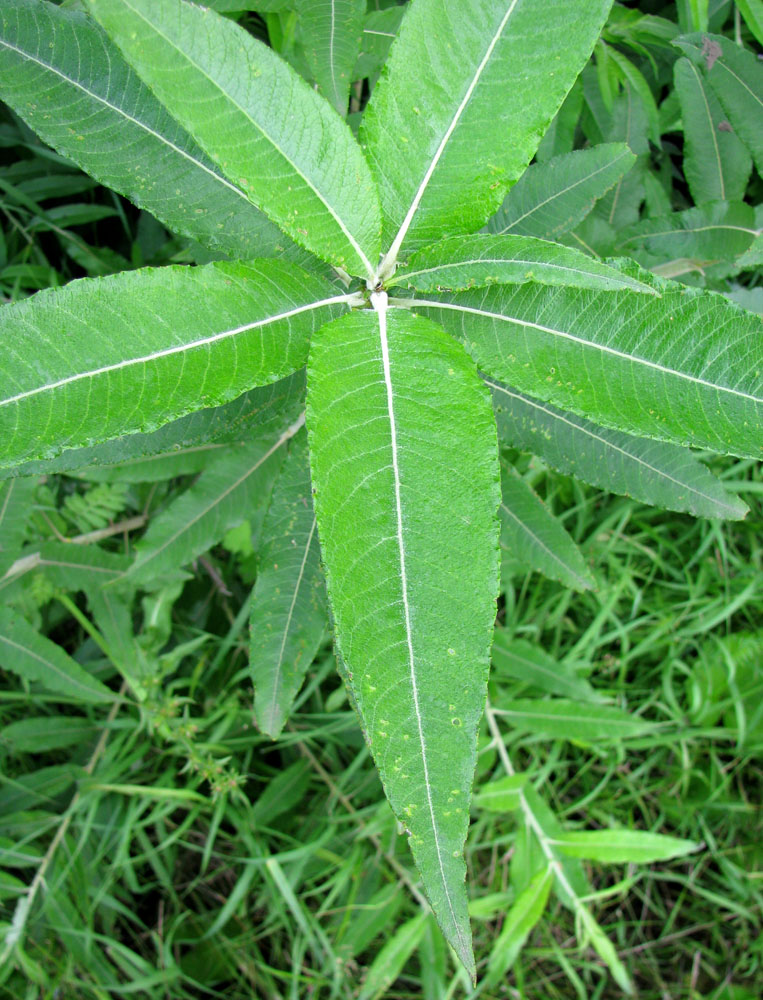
xmin=0 ymin=456 xmax=760 ymax=999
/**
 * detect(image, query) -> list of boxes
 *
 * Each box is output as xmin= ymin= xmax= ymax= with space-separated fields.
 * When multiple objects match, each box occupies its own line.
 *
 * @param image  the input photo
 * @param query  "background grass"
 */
xmin=0 ymin=1 xmax=762 ymax=997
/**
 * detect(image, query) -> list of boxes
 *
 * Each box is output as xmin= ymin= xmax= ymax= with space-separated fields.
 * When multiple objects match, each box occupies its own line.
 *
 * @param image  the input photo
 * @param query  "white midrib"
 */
xmin=120 ymin=0 xmax=376 ymax=282
xmin=398 ymin=299 xmax=762 ymax=406
xmin=265 ymin=514 xmax=318 ymax=730
xmin=685 ymin=60 xmax=725 ymax=200
xmin=128 ymin=413 xmax=305 ymax=579
xmin=0 ymin=293 xmax=356 ymax=409
xmin=499 ymin=501 xmax=588 ymax=587
xmin=485 ymin=379 xmax=744 ymax=513
xmin=392 ymin=255 xmax=655 ymax=294
xmin=380 ymin=0 xmax=520 ymax=277
xmin=0 ymin=633 xmax=102 ymax=699
xmin=0 ymin=40 xmax=250 ymax=204
xmin=370 ymin=290 xmax=467 ymax=956
xmin=495 ymin=150 xmax=631 ymax=234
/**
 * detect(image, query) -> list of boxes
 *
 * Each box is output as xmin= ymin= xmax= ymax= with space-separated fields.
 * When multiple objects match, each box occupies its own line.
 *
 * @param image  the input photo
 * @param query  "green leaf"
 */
xmin=357 ymin=912 xmax=428 ymax=1000
xmin=0 ymin=0 xmax=308 ymax=263
xmin=388 ymin=234 xmax=657 ymax=296
xmin=484 ymin=868 xmax=552 ymax=986
xmin=1 ymin=716 xmax=97 ymax=754
xmin=0 ymin=608 xmax=113 ymax=703
xmin=0 ymin=373 xmax=306 ymax=482
xmin=674 ymin=33 xmax=763 ymax=175
xmin=306 ymin=300 xmax=501 ymax=977
xmin=492 ymin=634 xmax=603 ymax=703
xmin=127 ymin=419 xmax=302 ymax=585
xmin=402 ymin=280 xmax=763 ymax=459
xmin=498 ymin=462 xmax=595 ymax=592
xmin=736 ymin=0 xmax=763 ymax=47
xmin=0 ymin=260 xmax=350 ymax=469
xmin=0 ymin=543 xmax=130 ymax=602
xmin=473 ymin=773 xmax=527 ymax=812
xmin=486 ymin=144 xmax=636 ymax=241
xmin=361 ymin=0 xmax=613 ymax=270
xmin=250 ymin=429 xmax=327 ymax=738
xmin=554 ymin=829 xmax=700 ymax=864
xmin=495 ymin=700 xmax=654 ymax=741
xmin=89 ymin=0 xmax=381 ymax=278
xmin=674 ymin=57 xmax=752 ymax=204
xmin=489 ymin=378 xmax=749 ymax=520
xmin=296 ymin=0 xmax=365 ymax=116
xmin=618 ymin=201 xmax=758 ymax=267
xmin=354 ymin=6 xmax=404 ymax=81
xmin=0 ymin=477 xmax=36 ymax=557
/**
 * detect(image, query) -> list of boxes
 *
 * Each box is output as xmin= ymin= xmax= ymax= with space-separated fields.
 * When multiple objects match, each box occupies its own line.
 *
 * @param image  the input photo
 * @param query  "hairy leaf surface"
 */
xmin=403 ymin=281 xmax=763 ymax=458
xmin=674 ymin=32 xmax=763 ymax=174
xmin=0 ymin=0 xmax=306 ymax=263
xmin=498 ymin=463 xmax=595 ymax=592
xmin=489 ymin=379 xmax=749 ymax=519
xmin=251 ymin=429 xmax=326 ymax=738
xmin=89 ymin=0 xmax=381 ymax=277
xmin=389 ymin=234 xmax=656 ymax=295
xmin=361 ymin=0 xmax=613 ymax=267
xmin=674 ymin=57 xmax=752 ymax=205
xmin=0 ymin=261 xmax=348 ymax=468
xmin=486 ymin=144 xmax=636 ymax=240
xmin=127 ymin=419 xmax=302 ymax=584
xmin=296 ymin=0 xmax=365 ymax=116
xmin=307 ymin=303 xmax=500 ymax=975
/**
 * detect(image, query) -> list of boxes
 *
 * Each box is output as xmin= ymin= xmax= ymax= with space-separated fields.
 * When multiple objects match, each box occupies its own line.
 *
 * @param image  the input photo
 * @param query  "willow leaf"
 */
xmin=251 ymin=429 xmax=327 ymax=738
xmin=296 ymin=0 xmax=365 ymax=116
xmin=0 ymin=544 xmax=129 ymax=602
xmin=484 ymin=868 xmax=552 ymax=986
xmin=127 ymin=418 xmax=303 ymax=585
xmin=618 ymin=201 xmax=758 ymax=266
xmin=89 ymin=0 xmax=380 ymax=279
xmin=0 ymin=374 xmax=306 ymax=482
xmin=674 ymin=32 xmax=763 ymax=174
xmin=0 ymin=608 xmax=113 ymax=703
xmin=388 ymin=234 xmax=656 ymax=295
xmin=486 ymin=144 xmax=636 ymax=240
xmin=489 ymin=379 xmax=749 ymax=520
xmin=0 ymin=478 xmax=36 ymax=556
xmin=307 ymin=302 xmax=500 ymax=977
xmin=674 ymin=57 xmax=752 ymax=205
xmin=0 ymin=260 xmax=350 ymax=469
xmin=554 ymin=829 xmax=699 ymax=864
xmin=495 ymin=700 xmax=654 ymax=741
xmin=399 ymin=281 xmax=763 ymax=459
xmin=0 ymin=0 xmax=306 ymax=263
xmin=492 ymin=634 xmax=602 ymax=703
xmin=361 ymin=0 xmax=612 ymax=269
xmin=498 ymin=462 xmax=594 ymax=592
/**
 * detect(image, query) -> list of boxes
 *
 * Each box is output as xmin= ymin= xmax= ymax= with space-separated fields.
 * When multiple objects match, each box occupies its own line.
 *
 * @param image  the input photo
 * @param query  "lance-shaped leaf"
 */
xmin=554 ymin=829 xmax=699 ymax=864
xmin=127 ymin=417 xmax=303 ymax=584
xmin=1 ymin=373 xmax=306 ymax=482
xmin=486 ymin=144 xmax=636 ymax=241
xmin=361 ymin=0 xmax=613 ymax=269
xmin=484 ymin=868 xmax=552 ymax=987
xmin=492 ymin=633 xmax=602 ymax=703
xmin=618 ymin=201 xmax=758 ymax=266
xmin=495 ymin=700 xmax=654 ymax=741
xmin=674 ymin=32 xmax=763 ymax=174
xmin=306 ymin=301 xmax=500 ymax=977
xmin=0 ymin=0 xmax=308 ymax=264
xmin=250 ymin=428 xmax=327 ymax=738
xmin=296 ymin=0 xmax=365 ymax=116
xmin=0 ymin=478 xmax=36 ymax=556
xmin=89 ymin=0 xmax=380 ymax=279
xmin=489 ymin=378 xmax=749 ymax=520
xmin=674 ymin=57 xmax=752 ymax=205
xmin=0 ymin=544 xmax=130 ymax=602
xmin=0 ymin=608 xmax=113 ymax=703
xmin=398 ymin=280 xmax=763 ymax=459
xmin=0 ymin=260 xmax=351 ymax=468
xmin=498 ymin=461 xmax=595 ymax=592
xmin=388 ymin=234 xmax=656 ymax=296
